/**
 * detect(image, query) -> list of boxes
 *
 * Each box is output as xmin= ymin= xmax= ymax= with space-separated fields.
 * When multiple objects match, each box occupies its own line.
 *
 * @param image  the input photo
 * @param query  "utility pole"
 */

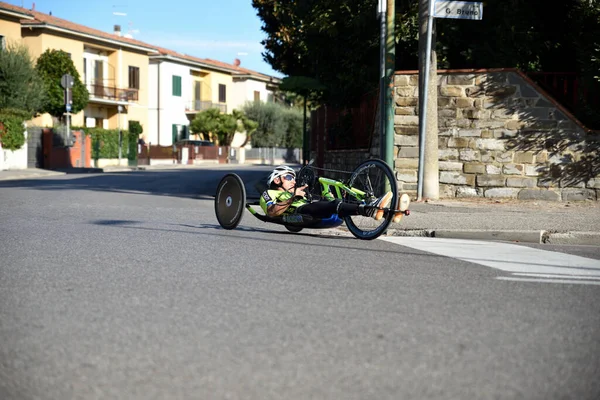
xmin=417 ymin=0 xmax=439 ymax=201
xmin=377 ymin=0 xmax=395 ymax=169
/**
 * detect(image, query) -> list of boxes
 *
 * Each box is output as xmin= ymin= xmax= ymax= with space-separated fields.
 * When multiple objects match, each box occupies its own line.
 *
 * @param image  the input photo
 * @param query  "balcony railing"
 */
xmin=87 ymin=83 xmax=139 ymax=102
xmin=185 ymin=100 xmax=227 ymax=113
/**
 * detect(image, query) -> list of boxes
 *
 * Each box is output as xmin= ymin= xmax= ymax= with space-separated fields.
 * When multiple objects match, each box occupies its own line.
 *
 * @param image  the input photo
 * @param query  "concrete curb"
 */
xmin=385 ymin=228 xmax=600 ymax=245
xmin=0 ymin=170 xmax=66 ymax=181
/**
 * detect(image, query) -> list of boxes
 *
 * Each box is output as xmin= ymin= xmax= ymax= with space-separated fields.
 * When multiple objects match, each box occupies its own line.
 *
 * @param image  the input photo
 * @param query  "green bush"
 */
xmin=86 ymin=128 xmax=137 ymax=160
xmin=128 ymin=120 xmax=143 ymax=136
xmin=0 ymin=113 xmax=26 ymax=151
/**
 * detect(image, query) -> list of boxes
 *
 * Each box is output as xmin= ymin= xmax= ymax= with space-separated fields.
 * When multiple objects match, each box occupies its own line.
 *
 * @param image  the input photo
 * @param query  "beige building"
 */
xmin=0 ymin=2 xmax=157 ymax=138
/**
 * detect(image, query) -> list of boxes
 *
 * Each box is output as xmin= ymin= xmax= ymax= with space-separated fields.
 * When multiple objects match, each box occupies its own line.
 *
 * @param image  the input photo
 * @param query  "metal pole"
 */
xmin=378 ymin=0 xmax=386 ymax=160
xmin=118 ymin=105 xmax=122 ymax=164
xmin=417 ymin=0 xmax=434 ymax=201
xmin=384 ymin=0 xmax=395 ymax=168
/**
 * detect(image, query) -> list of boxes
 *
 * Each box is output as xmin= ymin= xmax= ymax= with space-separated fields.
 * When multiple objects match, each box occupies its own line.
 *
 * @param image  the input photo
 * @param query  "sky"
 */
xmin=7 ymin=0 xmax=283 ymax=77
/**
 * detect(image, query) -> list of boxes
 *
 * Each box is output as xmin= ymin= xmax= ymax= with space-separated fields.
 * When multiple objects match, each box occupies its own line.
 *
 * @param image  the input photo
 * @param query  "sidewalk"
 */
xmin=1 ymin=167 xmax=599 ymax=245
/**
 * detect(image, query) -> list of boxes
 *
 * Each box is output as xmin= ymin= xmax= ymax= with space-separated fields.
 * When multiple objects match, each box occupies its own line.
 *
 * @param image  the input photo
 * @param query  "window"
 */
xmin=218 ymin=84 xmax=226 ymax=103
xmin=128 ymin=66 xmax=140 ymax=89
xmin=253 ymin=91 xmax=260 ymax=102
xmin=172 ymin=75 xmax=182 ymax=97
xmin=0 ymin=35 xmax=5 ymax=51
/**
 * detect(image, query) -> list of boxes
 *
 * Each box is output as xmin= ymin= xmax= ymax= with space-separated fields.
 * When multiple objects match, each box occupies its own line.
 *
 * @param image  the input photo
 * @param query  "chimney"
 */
xmin=233 ymin=58 xmax=241 ymax=67
xmin=31 ymin=2 xmax=35 ymax=10
xmin=114 ymin=25 xmax=121 ymax=36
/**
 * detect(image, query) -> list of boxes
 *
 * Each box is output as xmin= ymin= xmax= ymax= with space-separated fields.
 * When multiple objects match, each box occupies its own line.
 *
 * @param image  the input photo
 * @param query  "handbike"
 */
xmin=214 ymin=158 xmax=410 ymax=240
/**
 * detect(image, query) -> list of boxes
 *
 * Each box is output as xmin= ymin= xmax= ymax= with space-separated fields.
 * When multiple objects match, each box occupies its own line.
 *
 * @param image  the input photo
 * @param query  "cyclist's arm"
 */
xmin=266 ymin=186 xmax=307 ymax=217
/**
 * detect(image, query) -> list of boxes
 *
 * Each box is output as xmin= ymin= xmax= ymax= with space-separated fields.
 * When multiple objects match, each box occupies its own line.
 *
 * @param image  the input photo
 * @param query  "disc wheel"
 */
xmin=343 ymin=159 xmax=397 ymax=240
xmin=214 ymin=173 xmax=246 ymax=230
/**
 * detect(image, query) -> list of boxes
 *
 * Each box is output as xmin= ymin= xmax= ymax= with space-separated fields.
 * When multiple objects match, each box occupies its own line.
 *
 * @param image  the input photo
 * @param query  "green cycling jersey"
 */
xmin=260 ymin=189 xmax=308 ymax=215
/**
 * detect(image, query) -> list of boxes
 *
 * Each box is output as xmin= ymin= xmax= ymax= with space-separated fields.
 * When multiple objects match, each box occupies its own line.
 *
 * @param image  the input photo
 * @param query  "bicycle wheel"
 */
xmin=214 ymin=173 xmax=246 ymax=230
xmin=343 ymin=158 xmax=397 ymax=240
xmin=285 ymin=225 xmax=303 ymax=233
xmin=296 ymin=165 xmax=319 ymax=201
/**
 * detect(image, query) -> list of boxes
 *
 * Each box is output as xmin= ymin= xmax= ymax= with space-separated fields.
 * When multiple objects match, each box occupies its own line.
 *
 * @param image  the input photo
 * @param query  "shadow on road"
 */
xmin=0 ymin=167 xmax=271 ymax=200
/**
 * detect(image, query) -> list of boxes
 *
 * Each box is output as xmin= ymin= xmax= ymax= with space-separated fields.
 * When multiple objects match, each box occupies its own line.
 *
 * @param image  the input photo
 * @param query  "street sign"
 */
xmin=66 ymin=104 xmax=72 ymax=112
xmin=60 ymin=73 xmax=74 ymax=89
xmin=434 ymin=1 xmax=483 ymax=20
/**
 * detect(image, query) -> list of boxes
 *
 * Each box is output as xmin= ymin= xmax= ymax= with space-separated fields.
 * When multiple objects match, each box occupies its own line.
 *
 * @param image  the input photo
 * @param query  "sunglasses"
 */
xmin=282 ymin=174 xmax=296 ymax=181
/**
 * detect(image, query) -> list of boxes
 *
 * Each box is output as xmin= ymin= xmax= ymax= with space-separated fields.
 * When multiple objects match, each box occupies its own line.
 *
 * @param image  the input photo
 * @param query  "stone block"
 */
xmin=394 ymin=134 xmax=419 ymax=146
xmin=514 ymin=152 xmax=535 ymax=163
xmin=395 ymin=126 xmax=419 ymax=135
xmin=481 ymin=130 xmax=494 ymax=139
xmin=491 ymin=109 xmax=515 ymax=119
xmin=457 ymin=129 xmax=482 ymax=137
xmin=463 ymin=163 xmax=486 ymax=174
xmin=456 ymin=98 xmax=474 ymax=108
xmin=396 ymin=87 xmax=417 ymax=97
xmin=396 ymin=169 xmax=418 ymax=183
xmin=395 ymin=158 xmax=419 ymax=169
xmin=448 ymin=75 xmax=475 ymax=85
xmin=395 ymin=107 xmax=415 ymax=115
xmin=457 ymin=119 xmax=472 ymax=128
xmin=486 ymin=165 xmax=502 ymax=174
xmin=496 ymin=152 xmax=514 ymax=163
xmin=506 ymin=177 xmax=537 ymax=188
xmin=441 ymin=86 xmax=464 ymax=97
xmin=448 ymin=137 xmax=471 ymax=148
xmin=438 ymin=97 xmax=455 ymax=108
xmin=397 ymin=147 xmax=419 ymax=158
xmin=394 ymin=115 xmax=419 ymax=126
xmin=459 ymin=149 xmax=480 ymax=161
xmin=525 ymin=165 xmax=542 ymax=176
xmin=456 ymin=187 xmax=482 ymax=198
xmin=440 ymin=172 xmax=475 ymax=185
xmin=485 ymin=85 xmax=517 ymax=98
xmin=439 ymin=149 xmax=460 ymax=161
xmin=503 ymin=164 xmax=524 ymax=175
xmin=477 ymin=175 xmax=506 ymax=187
xmin=561 ymin=189 xmax=597 ymax=201
xmin=475 ymin=139 xmax=505 ymax=151
xmin=493 ymin=129 xmax=518 ymax=138
xmin=472 ymin=120 xmax=507 ymax=129
xmin=484 ymin=188 xmax=520 ymax=198
xmin=535 ymin=151 xmax=548 ymax=163
xmin=518 ymin=189 xmax=560 ymax=201
xmin=394 ymin=75 xmax=411 ymax=86
xmin=439 ymin=161 xmax=463 ymax=171
xmin=464 ymin=109 xmax=488 ymax=119
xmin=396 ymin=97 xmax=418 ymax=107
xmin=505 ymin=120 xmax=523 ymax=130
xmin=586 ymin=179 xmax=600 ymax=189
xmin=439 ymin=109 xmax=458 ymax=118
xmin=465 ymin=86 xmax=484 ymax=97
xmin=440 ymin=184 xmax=456 ymax=198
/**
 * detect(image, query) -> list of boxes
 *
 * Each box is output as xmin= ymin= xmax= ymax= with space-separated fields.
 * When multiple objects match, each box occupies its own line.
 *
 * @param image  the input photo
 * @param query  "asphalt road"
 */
xmin=1 ymin=167 xmax=599 ymax=400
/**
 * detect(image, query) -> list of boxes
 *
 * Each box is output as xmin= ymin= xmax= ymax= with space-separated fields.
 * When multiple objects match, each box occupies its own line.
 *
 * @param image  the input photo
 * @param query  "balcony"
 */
xmin=87 ymin=83 xmax=139 ymax=102
xmin=185 ymin=100 xmax=227 ymax=114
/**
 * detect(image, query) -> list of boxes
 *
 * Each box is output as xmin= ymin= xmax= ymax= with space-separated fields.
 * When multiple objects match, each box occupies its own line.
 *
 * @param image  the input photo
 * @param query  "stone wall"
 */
xmin=394 ymin=69 xmax=600 ymax=201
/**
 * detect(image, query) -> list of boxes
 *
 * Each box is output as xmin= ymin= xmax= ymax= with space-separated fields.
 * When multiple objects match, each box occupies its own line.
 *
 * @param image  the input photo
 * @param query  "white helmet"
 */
xmin=267 ymin=165 xmax=296 ymax=186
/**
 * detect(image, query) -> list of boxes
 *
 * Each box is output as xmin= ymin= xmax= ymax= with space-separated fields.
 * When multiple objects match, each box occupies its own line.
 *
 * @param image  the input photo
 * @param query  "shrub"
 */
xmin=0 ymin=113 xmax=26 ymax=151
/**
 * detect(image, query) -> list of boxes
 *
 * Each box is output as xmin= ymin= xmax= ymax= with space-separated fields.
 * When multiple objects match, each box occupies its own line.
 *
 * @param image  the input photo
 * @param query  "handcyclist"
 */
xmin=259 ymin=165 xmax=394 ymax=221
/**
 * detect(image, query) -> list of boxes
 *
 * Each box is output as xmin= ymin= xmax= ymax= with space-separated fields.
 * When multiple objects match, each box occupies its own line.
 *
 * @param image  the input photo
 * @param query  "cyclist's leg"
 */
xmin=297 ymin=200 xmax=369 ymax=218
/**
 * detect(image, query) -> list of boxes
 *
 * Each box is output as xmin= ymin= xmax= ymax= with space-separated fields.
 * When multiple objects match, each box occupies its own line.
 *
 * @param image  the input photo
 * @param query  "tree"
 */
xmin=253 ymin=0 xmax=380 ymax=106
xmin=242 ymin=101 xmax=302 ymax=148
xmin=232 ymin=109 xmax=258 ymax=147
xmin=0 ymin=42 xmax=46 ymax=151
xmin=190 ymin=108 xmax=257 ymax=146
xmin=35 ymin=49 xmax=88 ymax=119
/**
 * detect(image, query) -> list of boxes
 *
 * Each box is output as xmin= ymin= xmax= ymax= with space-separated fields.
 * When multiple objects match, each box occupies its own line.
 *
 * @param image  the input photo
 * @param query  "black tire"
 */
xmin=296 ymin=165 xmax=319 ymax=201
xmin=285 ymin=225 xmax=304 ymax=233
xmin=214 ymin=173 xmax=246 ymax=230
xmin=343 ymin=159 xmax=397 ymax=240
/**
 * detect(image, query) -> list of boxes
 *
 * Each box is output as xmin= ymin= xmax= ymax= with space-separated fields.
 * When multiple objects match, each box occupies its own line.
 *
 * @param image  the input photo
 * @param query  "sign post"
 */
xmin=417 ymin=0 xmax=482 ymax=200
xmin=60 ymin=74 xmax=74 ymax=147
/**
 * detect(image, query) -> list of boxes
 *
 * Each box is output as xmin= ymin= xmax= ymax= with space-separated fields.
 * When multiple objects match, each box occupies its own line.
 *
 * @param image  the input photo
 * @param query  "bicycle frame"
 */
xmin=315 ymin=177 xmax=367 ymax=202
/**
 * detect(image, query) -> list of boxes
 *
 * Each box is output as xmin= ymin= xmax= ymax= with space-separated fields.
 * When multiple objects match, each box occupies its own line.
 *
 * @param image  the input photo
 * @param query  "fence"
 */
xmin=137 ymin=145 xmax=301 ymax=165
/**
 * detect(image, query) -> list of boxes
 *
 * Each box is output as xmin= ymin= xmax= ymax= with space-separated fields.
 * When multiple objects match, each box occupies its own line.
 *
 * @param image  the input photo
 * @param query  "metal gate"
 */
xmin=27 ymin=127 xmax=43 ymax=168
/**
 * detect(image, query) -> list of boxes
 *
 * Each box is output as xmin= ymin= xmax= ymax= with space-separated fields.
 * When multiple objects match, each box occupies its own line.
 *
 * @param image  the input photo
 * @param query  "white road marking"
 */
xmin=381 ymin=237 xmax=600 ymax=286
